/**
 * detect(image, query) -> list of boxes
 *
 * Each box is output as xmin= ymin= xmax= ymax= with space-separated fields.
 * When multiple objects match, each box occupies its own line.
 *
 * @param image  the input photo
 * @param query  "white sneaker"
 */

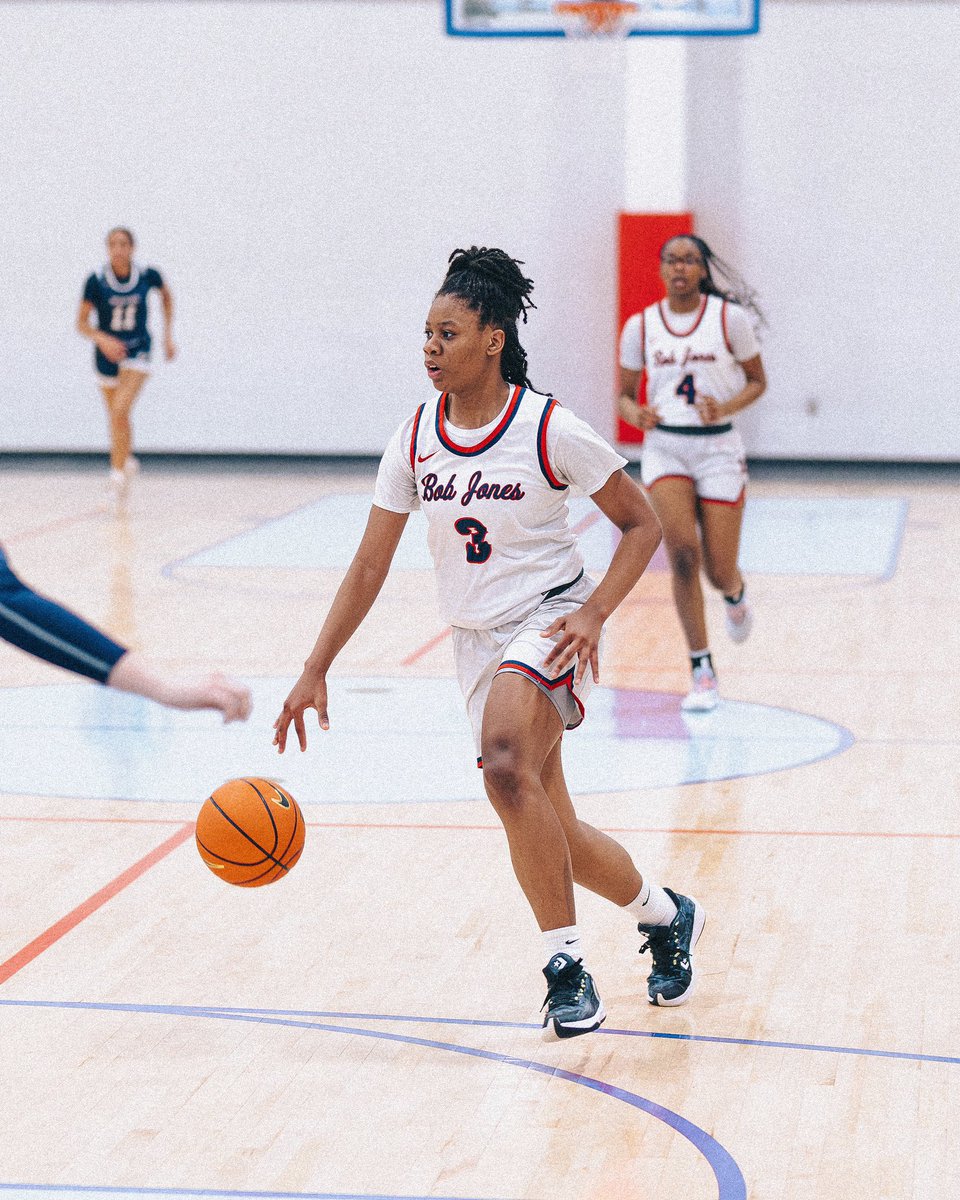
xmin=681 ymin=666 xmax=719 ymax=712
xmin=107 ymin=468 xmax=128 ymax=511
xmin=123 ymin=455 xmax=140 ymax=478
xmin=724 ymin=598 xmax=753 ymax=644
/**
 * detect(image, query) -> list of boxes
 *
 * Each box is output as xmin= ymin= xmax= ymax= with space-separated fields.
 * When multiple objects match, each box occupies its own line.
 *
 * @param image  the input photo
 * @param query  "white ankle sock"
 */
xmin=627 ymin=881 xmax=678 ymax=927
xmin=542 ymin=924 xmax=583 ymax=963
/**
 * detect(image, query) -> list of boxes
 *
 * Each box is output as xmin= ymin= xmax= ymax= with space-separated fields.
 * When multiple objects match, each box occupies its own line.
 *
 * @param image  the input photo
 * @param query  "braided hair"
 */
xmin=437 ymin=247 xmax=538 ymax=389
xmin=662 ymin=235 xmax=767 ymax=331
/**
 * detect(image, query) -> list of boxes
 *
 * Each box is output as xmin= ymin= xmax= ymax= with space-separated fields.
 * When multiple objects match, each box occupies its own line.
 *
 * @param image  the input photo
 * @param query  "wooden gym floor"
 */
xmin=0 ymin=454 xmax=956 ymax=1200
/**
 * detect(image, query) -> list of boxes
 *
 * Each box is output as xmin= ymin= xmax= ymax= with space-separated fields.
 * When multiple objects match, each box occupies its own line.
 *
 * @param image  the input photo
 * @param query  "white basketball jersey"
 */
xmin=643 ymin=295 xmax=752 ymax=427
xmin=374 ymin=386 xmax=625 ymax=630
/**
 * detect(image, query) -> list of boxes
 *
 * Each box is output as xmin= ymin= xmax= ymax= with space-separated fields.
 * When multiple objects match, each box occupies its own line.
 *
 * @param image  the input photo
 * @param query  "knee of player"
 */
xmin=669 ymin=543 xmax=701 ymax=583
xmin=481 ymin=739 xmax=533 ymax=809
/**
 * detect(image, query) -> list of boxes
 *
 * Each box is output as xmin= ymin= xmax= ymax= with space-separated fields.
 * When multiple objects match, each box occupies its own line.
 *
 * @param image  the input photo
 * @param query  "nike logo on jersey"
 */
xmin=417 ymin=452 xmax=437 ymax=462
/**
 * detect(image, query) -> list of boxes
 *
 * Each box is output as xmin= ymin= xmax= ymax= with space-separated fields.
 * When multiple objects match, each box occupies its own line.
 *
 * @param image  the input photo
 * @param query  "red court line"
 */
xmin=0 ymin=814 xmax=956 ymax=840
xmin=297 ymin=822 xmax=960 ymax=840
xmin=0 ymin=822 xmax=194 ymax=987
xmin=0 ymin=814 xmax=185 ymax=826
xmin=5 ymin=507 xmax=108 ymax=545
xmin=400 ymin=626 xmax=452 ymax=667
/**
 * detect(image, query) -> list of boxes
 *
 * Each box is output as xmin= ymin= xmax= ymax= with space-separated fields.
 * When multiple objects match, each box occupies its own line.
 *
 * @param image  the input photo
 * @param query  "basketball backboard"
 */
xmin=446 ymin=0 xmax=760 ymax=37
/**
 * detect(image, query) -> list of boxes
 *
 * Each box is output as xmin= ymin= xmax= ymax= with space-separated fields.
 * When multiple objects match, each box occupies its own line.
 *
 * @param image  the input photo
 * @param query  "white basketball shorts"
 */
xmin=452 ymin=573 xmax=598 ymax=763
xmin=641 ymin=425 xmax=747 ymax=504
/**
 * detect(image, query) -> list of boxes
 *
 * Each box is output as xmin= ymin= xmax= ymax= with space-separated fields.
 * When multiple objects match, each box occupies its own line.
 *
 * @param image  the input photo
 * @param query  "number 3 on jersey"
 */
xmin=676 ymin=373 xmax=696 ymax=405
xmin=454 ymin=517 xmax=492 ymax=564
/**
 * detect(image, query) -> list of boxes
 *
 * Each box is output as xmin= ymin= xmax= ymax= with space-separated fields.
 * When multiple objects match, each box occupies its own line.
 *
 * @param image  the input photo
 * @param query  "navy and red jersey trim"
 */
xmin=408 ymin=404 xmax=426 ymax=472
xmin=659 ymin=295 xmax=707 ymax=338
xmin=495 ymin=659 xmax=585 ymax=724
xmin=721 ymin=299 xmax=734 ymax=355
xmin=537 ymin=398 xmax=566 ymax=491
xmin=436 ymin=386 xmax=525 ymax=456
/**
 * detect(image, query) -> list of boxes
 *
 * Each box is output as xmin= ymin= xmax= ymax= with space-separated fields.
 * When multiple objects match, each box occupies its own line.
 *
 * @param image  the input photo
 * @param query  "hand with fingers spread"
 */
xmin=541 ymin=604 xmax=604 ymax=688
xmin=273 ymin=666 xmax=329 ymax=753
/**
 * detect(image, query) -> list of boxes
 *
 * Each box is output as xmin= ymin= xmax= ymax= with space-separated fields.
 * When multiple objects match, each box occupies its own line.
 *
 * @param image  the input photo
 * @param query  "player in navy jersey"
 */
xmin=0 ymin=544 xmax=250 ymax=721
xmin=76 ymin=228 xmax=176 ymax=505
xmin=274 ymin=248 xmax=706 ymax=1040
xmin=619 ymin=235 xmax=767 ymax=712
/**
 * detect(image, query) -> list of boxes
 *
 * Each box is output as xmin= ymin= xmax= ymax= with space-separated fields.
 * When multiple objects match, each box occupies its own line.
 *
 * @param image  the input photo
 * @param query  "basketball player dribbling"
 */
xmin=274 ymin=247 xmax=705 ymax=1040
xmin=0 ymin=544 xmax=250 ymax=722
xmin=618 ymin=235 xmax=767 ymax=712
xmin=76 ymin=228 xmax=176 ymax=506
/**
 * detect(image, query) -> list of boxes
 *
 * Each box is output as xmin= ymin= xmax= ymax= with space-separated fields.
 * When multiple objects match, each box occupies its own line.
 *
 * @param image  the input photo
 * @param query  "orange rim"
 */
xmin=553 ymin=0 xmax=638 ymax=35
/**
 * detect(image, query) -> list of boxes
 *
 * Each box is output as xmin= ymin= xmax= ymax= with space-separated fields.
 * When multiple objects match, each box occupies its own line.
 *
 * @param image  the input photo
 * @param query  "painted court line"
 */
xmin=0 ymin=1188 xmax=504 ymax=1200
xmin=0 ymin=824 xmax=194 ymax=986
xmin=0 ymin=814 xmax=956 ymax=841
xmin=5 ymin=999 xmax=957 ymax=1069
xmin=0 ymin=1001 xmax=747 ymax=1200
xmin=5 ymin=508 xmax=109 ymax=544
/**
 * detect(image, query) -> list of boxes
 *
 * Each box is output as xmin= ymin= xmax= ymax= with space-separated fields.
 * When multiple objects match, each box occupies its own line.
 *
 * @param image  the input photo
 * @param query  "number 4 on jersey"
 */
xmin=676 ymin=373 xmax=696 ymax=405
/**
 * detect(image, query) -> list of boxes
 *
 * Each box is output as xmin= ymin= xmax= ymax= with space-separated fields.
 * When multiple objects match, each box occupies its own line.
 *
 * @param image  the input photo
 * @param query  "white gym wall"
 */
xmin=0 ymin=0 xmax=954 ymax=460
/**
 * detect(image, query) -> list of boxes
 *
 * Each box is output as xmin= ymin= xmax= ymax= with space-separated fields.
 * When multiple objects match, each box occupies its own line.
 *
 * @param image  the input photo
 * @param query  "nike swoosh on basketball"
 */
xmin=418 ymin=452 xmax=437 ymax=462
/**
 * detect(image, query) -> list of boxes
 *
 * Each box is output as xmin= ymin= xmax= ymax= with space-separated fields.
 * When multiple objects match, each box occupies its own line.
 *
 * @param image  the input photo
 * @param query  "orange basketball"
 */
xmin=196 ymin=777 xmax=305 ymax=887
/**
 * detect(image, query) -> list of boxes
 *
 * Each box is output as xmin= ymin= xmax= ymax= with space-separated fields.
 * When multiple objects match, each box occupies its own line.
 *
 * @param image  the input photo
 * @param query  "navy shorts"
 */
xmin=0 ymin=546 xmax=127 ymax=683
xmin=95 ymin=336 xmax=151 ymax=382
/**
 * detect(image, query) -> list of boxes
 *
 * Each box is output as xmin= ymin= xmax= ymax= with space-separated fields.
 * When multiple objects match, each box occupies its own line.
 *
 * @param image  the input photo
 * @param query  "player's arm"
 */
xmin=76 ymin=296 xmax=126 ymax=363
xmin=273 ymin=504 xmax=410 ymax=752
xmin=543 ymin=469 xmax=661 ymax=684
xmin=618 ymin=364 xmax=658 ymax=431
xmin=158 ymin=282 xmax=176 ymax=360
xmin=696 ymin=354 xmax=766 ymax=424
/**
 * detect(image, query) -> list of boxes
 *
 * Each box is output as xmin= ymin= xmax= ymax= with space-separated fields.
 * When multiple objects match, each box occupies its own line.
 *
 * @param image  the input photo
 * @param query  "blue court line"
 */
xmin=3 ymin=999 xmax=957 ymax=1067
xmin=882 ymin=498 xmax=910 ymax=581
xmin=0 ymin=999 xmax=746 ymax=1200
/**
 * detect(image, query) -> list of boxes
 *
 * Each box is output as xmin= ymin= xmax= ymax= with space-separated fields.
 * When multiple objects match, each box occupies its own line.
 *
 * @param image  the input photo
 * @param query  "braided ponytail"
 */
xmin=438 ymin=247 xmax=539 ymax=388
xmin=662 ymin=235 xmax=767 ymax=332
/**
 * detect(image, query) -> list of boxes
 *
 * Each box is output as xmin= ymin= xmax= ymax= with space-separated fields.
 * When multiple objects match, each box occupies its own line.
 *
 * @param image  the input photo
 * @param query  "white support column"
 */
xmin=623 ymin=37 xmax=688 ymax=212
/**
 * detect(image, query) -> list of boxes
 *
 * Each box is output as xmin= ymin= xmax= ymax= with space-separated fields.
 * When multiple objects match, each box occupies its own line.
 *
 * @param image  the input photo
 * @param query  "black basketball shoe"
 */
xmin=540 ymin=953 xmax=606 ymax=1041
xmin=638 ymin=888 xmax=706 ymax=1007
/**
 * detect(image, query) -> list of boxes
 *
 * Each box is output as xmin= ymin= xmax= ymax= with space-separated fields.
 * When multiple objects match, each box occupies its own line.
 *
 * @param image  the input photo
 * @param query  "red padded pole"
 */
xmin=616 ymin=211 xmax=693 ymax=444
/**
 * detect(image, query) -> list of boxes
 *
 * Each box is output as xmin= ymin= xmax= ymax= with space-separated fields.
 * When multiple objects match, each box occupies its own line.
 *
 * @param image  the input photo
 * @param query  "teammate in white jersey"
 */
xmin=619 ymin=235 xmax=767 ymax=712
xmin=274 ymin=247 xmax=706 ymax=1039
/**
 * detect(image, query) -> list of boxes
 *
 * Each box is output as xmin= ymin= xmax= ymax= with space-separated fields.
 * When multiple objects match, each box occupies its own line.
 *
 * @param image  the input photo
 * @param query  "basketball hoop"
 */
xmin=552 ymin=0 xmax=638 ymax=38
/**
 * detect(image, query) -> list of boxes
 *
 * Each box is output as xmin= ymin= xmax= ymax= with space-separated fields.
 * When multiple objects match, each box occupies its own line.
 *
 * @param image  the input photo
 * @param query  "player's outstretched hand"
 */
xmin=541 ymin=606 xmax=603 ymax=687
xmin=273 ymin=669 xmax=329 ymax=753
